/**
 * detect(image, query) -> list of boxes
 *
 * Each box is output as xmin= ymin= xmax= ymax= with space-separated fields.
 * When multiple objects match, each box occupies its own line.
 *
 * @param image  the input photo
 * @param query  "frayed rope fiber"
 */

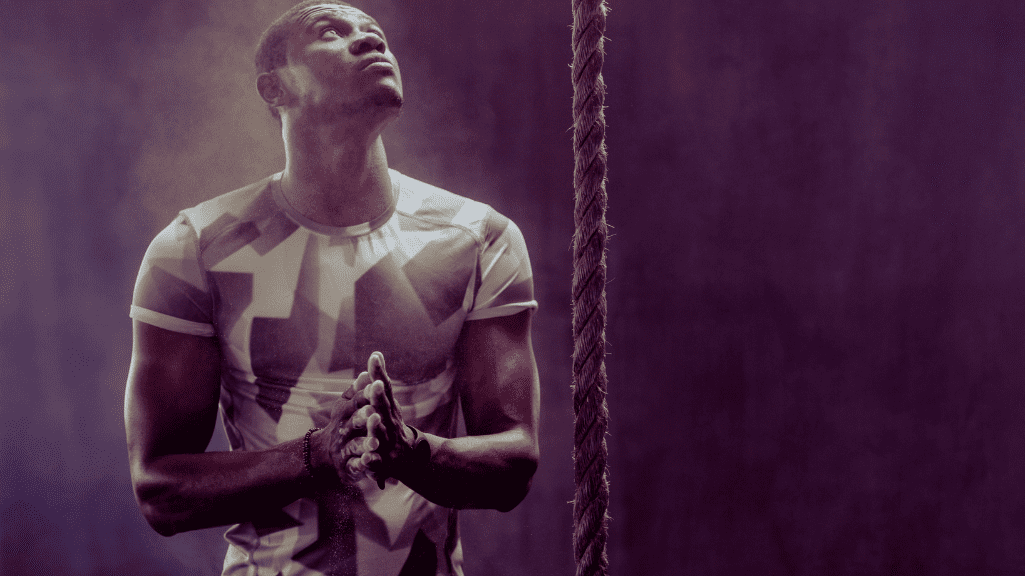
xmin=570 ymin=0 xmax=610 ymax=575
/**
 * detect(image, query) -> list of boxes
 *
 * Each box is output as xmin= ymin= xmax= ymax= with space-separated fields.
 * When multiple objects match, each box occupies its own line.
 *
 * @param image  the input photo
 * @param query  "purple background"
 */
xmin=1 ymin=0 xmax=1023 ymax=574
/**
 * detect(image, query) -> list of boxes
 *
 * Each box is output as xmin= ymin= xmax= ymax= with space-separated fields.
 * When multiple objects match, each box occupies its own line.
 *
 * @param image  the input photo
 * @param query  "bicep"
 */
xmin=456 ymin=310 xmax=540 ymax=439
xmin=125 ymin=320 xmax=222 ymax=470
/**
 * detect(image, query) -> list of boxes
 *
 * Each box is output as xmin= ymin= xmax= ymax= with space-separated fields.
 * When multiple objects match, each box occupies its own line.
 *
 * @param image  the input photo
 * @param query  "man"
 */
xmin=124 ymin=1 xmax=540 ymax=574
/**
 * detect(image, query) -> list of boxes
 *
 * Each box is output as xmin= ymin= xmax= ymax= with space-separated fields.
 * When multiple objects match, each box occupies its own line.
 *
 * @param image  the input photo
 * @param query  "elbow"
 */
xmin=133 ymin=477 xmax=183 ymax=537
xmin=495 ymin=454 xmax=538 ymax=513
xmin=494 ymin=481 xmax=530 ymax=512
xmin=143 ymin=508 xmax=180 ymax=538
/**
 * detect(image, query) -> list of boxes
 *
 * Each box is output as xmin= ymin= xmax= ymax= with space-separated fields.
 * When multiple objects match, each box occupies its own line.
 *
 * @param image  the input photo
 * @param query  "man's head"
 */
xmin=255 ymin=1 xmax=402 ymax=124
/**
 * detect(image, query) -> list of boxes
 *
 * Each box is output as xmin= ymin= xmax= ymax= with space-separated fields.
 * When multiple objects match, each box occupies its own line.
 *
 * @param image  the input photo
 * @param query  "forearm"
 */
xmin=394 ymin=427 xmax=538 ymax=512
xmin=132 ymin=434 xmax=333 ymax=536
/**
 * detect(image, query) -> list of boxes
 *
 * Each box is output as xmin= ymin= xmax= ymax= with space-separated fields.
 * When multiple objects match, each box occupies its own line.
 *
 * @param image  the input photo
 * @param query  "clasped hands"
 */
xmin=320 ymin=351 xmax=417 ymax=488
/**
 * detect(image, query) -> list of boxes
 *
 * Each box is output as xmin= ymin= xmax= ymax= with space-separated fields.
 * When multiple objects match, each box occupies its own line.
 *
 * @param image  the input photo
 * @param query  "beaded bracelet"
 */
xmin=303 ymin=427 xmax=321 ymax=479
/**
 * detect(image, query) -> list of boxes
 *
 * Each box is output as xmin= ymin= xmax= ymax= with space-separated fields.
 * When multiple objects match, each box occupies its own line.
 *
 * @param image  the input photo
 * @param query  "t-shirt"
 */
xmin=130 ymin=169 xmax=537 ymax=576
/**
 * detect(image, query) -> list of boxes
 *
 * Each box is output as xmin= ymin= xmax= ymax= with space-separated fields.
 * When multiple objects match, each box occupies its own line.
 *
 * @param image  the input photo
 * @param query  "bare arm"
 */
xmin=124 ymin=321 xmax=368 ymax=536
xmin=364 ymin=309 xmax=540 ymax=512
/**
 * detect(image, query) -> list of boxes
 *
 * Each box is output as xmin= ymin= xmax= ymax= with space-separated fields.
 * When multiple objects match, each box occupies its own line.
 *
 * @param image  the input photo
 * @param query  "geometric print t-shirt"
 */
xmin=130 ymin=169 xmax=537 ymax=576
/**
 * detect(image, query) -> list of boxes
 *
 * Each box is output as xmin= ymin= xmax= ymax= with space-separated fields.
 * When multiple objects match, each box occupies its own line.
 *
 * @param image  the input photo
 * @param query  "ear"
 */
xmin=257 ymin=72 xmax=287 ymax=107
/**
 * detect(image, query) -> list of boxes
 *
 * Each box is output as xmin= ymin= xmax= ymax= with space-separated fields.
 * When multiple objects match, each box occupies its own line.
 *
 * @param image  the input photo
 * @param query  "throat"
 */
xmin=280 ymin=139 xmax=394 ymax=228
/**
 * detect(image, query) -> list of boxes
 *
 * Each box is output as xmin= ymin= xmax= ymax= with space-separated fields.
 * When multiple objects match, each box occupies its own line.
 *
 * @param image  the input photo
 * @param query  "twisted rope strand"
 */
xmin=570 ymin=0 xmax=610 ymax=575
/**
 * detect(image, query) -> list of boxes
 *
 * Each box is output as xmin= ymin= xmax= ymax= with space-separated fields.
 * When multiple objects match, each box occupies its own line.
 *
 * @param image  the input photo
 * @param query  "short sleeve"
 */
xmin=129 ymin=213 xmax=216 ymax=336
xmin=466 ymin=210 xmax=538 ymax=321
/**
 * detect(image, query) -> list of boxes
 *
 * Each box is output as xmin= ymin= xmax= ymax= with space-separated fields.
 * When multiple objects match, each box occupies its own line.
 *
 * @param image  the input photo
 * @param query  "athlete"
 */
xmin=124 ymin=2 xmax=540 ymax=574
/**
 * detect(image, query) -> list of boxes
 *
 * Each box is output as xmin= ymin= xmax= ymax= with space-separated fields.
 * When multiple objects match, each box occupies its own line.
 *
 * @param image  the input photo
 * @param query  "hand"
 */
xmin=318 ymin=372 xmax=382 ymax=483
xmin=360 ymin=352 xmax=418 ymax=488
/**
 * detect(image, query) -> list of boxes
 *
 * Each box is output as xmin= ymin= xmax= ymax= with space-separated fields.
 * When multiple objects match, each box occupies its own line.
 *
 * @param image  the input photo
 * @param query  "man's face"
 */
xmin=277 ymin=4 xmax=403 ymax=119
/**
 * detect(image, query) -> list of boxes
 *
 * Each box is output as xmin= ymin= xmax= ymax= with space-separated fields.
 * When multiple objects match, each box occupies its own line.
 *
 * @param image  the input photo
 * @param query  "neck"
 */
xmin=278 ymin=116 xmax=393 ymax=228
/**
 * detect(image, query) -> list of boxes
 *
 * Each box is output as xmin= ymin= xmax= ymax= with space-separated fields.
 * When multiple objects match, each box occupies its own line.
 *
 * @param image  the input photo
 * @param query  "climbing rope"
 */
xmin=570 ymin=0 xmax=610 ymax=575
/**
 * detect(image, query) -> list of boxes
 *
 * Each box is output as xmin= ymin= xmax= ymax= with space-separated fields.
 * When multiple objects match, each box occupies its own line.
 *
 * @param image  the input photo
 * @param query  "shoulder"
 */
xmin=391 ymin=170 xmax=514 ymax=246
xmin=177 ymin=175 xmax=282 ymax=251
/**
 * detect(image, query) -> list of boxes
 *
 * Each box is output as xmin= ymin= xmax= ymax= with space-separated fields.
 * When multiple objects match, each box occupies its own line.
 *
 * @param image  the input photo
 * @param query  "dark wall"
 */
xmin=606 ymin=2 xmax=1024 ymax=574
xmin=0 ymin=0 xmax=1022 ymax=574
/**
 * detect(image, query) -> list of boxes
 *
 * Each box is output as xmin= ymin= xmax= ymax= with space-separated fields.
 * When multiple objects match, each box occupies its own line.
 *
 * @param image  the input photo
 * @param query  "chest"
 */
xmin=205 ymin=226 xmax=480 ymax=385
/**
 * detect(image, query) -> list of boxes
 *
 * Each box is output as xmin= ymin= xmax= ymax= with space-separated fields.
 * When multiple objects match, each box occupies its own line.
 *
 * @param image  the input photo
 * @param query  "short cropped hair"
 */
xmin=254 ymin=0 xmax=357 ymax=74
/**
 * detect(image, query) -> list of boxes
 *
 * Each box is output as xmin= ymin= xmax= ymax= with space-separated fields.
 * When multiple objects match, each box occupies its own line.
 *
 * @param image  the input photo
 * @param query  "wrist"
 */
xmin=393 ymin=426 xmax=430 ymax=481
xmin=303 ymin=428 xmax=333 ymax=483
xmin=403 ymin=424 xmax=418 ymax=448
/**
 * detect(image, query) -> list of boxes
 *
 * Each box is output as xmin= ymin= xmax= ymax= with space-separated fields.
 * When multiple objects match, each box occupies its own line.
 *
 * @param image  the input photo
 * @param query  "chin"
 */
xmin=371 ymin=90 xmax=404 ymax=110
xmin=315 ymin=89 xmax=403 ymax=122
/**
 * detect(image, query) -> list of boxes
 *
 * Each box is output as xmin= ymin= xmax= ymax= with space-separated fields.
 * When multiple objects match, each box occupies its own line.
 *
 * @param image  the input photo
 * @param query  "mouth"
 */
xmin=359 ymin=56 xmax=392 ymax=71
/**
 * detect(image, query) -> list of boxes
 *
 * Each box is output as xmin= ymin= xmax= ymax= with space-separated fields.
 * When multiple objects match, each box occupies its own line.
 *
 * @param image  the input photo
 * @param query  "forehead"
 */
xmin=293 ymin=4 xmax=380 ymax=32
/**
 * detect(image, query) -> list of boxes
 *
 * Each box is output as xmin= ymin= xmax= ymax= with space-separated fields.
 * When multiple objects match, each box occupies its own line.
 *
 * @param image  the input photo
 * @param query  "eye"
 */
xmin=320 ymin=26 xmax=340 ymax=39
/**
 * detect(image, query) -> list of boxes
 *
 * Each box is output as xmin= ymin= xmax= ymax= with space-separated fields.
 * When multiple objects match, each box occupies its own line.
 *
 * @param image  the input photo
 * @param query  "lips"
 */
xmin=359 ymin=56 xmax=392 ymax=70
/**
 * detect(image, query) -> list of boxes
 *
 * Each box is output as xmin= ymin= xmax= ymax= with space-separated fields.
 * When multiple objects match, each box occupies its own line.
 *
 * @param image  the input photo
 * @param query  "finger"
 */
xmin=363 ymin=434 xmax=379 ymax=453
xmin=342 ymin=368 xmax=373 ymax=400
xmin=365 ymin=381 xmax=397 ymax=426
xmin=335 ymin=409 xmax=373 ymax=447
xmin=366 ymin=411 xmax=383 ymax=435
xmin=366 ymin=384 xmax=400 ymax=433
xmin=345 ymin=457 xmax=367 ymax=479
xmin=350 ymin=404 xmax=375 ymax=429
xmin=362 ymin=379 xmax=380 ymax=401
xmin=367 ymin=352 xmax=386 ymax=382
xmin=338 ymin=436 xmax=364 ymax=460
xmin=354 ymin=371 xmax=374 ymax=394
xmin=345 ymin=451 xmax=383 ymax=483
xmin=333 ymin=398 xmax=361 ymax=424
xmin=369 ymin=352 xmax=400 ymax=408
xmin=366 ymin=411 xmax=390 ymax=447
xmin=346 ymin=436 xmax=379 ymax=457
xmin=363 ymin=381 xmax=395 ymax=421
xmin=361 ymin=451 xmax=382 ymax=467
xmin=333 ymin=384 xmax=370 ymax=423
xmin=363 ymin=451 xmax=388 ymax=489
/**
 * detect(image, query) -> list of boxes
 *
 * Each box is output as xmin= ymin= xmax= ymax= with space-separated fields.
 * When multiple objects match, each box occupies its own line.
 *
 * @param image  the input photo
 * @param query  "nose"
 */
xmin=351 ymin=32 xmax=386 ymax=55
